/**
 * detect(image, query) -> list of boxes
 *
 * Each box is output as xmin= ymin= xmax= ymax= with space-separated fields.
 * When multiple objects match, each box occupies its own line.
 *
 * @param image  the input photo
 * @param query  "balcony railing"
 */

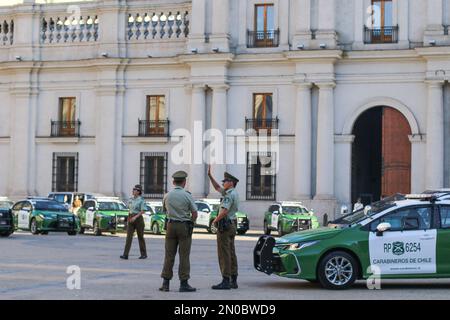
xmin=0 ymin=19 xmax=13 ymax=46
xmin=245 ymin=117 xmax=279 ymax=135
xmin=127 ymin=11 xmax=189 ymax=41
xmin=50 ymin=120 xmax=81 ymax=138
xmin=138 ymin=119 xmax=170 ymax=137
xmin=41 ymin=16 xmax=99 ymax=44
xmin=247 ymin=29 xmax=280 ymax=48
xmin=364 ymin=25 xmax=399 ymax=44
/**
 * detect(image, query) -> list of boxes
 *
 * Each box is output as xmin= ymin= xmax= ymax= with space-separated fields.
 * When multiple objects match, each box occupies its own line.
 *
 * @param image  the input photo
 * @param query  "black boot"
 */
xmin=212 ymin=277 xmax=231 ymax=290
xmin=159 ymin=279 xmax=170 ymax=292
xmin=120 ymin=255 xmax=128 ymax=260
xmin=230 ymin=275 xmax=238 ymax=289
xmin=179 ymin=280 xmax=196 ymax=292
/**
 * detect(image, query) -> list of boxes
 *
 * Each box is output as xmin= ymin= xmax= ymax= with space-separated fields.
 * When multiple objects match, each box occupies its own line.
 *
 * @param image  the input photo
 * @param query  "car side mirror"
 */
xmin=202 ymin=208 xmax=210 ymax=213
xmin=340 ymin=205 xmax=348 ymax=215
xmin=273 ymin=211 xmax=279 ymax=215
xmin=364 ymin=205 xmax=372 ymax=216
xmin=403 ymin=217 xmax=419 ymax=231
xmin=376 ymin=222 xmax=391 ymax=237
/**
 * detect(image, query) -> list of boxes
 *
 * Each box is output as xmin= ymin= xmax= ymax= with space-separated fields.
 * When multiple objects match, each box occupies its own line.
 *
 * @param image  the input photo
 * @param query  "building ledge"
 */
xmin=122 ymin=136 xmax=170 ymax=144
xmin=35 ymin=137 xmax=95 ymax=144
xmin=0 ymin=137 xmax=10 ymax=144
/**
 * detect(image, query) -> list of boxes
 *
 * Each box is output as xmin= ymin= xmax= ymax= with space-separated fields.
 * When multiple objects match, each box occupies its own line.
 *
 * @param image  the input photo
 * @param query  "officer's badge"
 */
xmin=392 ymin=241 xmax=405 ymax=256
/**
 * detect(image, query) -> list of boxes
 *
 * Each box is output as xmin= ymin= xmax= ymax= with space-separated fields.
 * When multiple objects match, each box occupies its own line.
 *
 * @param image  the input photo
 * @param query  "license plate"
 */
xmin=118 ymin=224 xmax=125 ymax=228
xmin=0 ymin=221 xmax=7 ymax=225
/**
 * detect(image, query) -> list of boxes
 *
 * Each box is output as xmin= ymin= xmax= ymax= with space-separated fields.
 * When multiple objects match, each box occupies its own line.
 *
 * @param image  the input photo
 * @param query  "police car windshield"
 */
xmin=333 ymin=194 xmax=406 ymax=226
xmin=282 ymin=206 xmax=307 ymax=215
xmin=98 ymin=202 xmax=127 ymax=211
xmin=34 ymin=201 xmax=68 ymax=212
xmin=0 ymin=201 xmax=13 ymax=209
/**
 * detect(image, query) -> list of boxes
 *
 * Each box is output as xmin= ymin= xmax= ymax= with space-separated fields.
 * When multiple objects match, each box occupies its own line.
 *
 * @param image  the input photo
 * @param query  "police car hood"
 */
xmin=276 ymin=227 xmax=342 ymax=244
xmin=281 ymin=214 xmax=313 ymax=220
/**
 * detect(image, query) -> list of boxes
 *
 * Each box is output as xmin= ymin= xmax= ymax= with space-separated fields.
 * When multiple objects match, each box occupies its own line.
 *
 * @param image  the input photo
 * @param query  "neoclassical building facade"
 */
xmin=0 ymin=0 xmax=449 ymax=224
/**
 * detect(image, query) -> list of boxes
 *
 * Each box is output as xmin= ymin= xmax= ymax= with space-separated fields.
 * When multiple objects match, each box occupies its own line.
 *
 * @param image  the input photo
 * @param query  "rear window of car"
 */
xmin=34 ymin=201 xmax=68 ymax=212
xmin=98 ymin=202 xmax=127 ymax=211
xmin=0 ymin=201 xmax=13 ymax=209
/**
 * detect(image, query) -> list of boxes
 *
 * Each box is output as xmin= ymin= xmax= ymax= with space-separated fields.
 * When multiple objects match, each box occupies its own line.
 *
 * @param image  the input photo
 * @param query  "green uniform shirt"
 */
xmin=220 ymin=187 xmax=239 ymax=221
xmin=163 ymin=187 xmax=197 ymax=222
xmin=128 ymin=196 xmax=146 ymax=215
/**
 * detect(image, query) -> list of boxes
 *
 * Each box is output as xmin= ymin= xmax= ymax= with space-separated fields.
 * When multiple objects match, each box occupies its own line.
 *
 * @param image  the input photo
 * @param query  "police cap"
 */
xmin=223 ymin=172 xmax=239 ymax=183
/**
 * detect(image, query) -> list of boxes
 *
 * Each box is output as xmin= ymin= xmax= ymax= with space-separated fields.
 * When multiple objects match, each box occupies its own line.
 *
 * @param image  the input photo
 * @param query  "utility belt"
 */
xmin=165 ymin=218 xmax=194 ymax=236
xmin=217 ymin=218 xmax=237 ymax=232
xmin=167 ymin=219 xmax=191 ymax=223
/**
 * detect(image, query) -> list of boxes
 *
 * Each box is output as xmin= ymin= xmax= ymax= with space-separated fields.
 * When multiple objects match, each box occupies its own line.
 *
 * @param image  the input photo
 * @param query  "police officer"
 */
xmin=120 ymin=185 xmax=147 ymax=260
xmin=160 ymin=171 xmax=198 ymax=292
xmin=208 ymin=165 xmax=240 ymax=290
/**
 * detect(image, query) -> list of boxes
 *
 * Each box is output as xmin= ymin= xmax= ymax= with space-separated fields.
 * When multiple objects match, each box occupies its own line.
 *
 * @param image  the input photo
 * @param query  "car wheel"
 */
xmin=93 ymin=220 xmax=102 ymax=236
xmin=278 ymin=222 xmax=284 ymax=237
xmin=110 ymin=231 xmax=116 ymax=235
xmin=209 ymin=221 xmax=218 ymax=234
xmin=152 ymin=222 xmax=161 ymax=235
xmin=264 ymin=221 xmax=271 ymax=235
xmin=79 ymin=227 xmax=85 ymax=235
xmin=237 ymin=230 xmax=247 ymax=235
xmin=67 ymin=231 xmax=77 ymax=236
xmin=41 ymin=231 xmax=49 ymax=235
xmin=30 ymin=219 xmax=39 ymax=235
xmin=318 ymin=251 xmax=358 ymax=290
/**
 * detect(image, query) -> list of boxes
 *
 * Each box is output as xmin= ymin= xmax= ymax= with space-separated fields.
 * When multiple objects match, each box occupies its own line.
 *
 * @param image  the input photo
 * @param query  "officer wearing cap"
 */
xmin=159 ymin=171 xmax=198 ymax=292
xmin=207 ymin=165 xmax=240 ymax=290
xmin=121 ymin=185 xmax=147 ymax=260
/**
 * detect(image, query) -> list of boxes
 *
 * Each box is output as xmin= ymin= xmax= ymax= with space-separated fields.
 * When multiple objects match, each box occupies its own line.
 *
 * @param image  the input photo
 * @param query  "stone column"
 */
xmin=189 ymin=85 xmax=206 ymax=198
xmin=424 ymin=0 xmax=445 ymax=45
xmin=97 ymin=0 xmax=127 ymax=58
xmin=316 ymin=0 xmax=337 ymax=48
xmin=315 ymin=82 xmax=336 ymax=199
xmin=211 ymin=0 xmax=230 ymax=51
xmin=334 ymin=135 xmax=355 ymax=208
xmin=208 ymin=84 xmax=229 ymax=197
xmin=425 ymin=80 xmax=444 ymax=189
xmin=293 ymin=0 xmax=312 ymax=46
xmin=188 ymin=0 xmax=207 ymax=53
xmin=398 ymin=0 xmax=409 ymax=44
xmin=353 ymin=0 xmax=365 ymax=49
xmin=293 ymin=82 xmax=312 ymax=199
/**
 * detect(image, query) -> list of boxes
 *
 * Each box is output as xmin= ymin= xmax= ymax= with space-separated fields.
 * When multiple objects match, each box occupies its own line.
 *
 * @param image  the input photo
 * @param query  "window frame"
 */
xmin=246 ymin=152 xmax=277 ymax=201
xmin=368 ymin=205 xmax=435 ymax=232
xmin=52 ymin=152 xmax=79 ymax=192
xmin=140 ymin=152 xmax=168 ymax=199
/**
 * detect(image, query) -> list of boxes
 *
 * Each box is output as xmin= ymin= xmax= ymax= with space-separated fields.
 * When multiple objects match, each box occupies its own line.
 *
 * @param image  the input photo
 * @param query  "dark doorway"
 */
xmin=351 ymin=107 xmax=412 ymax=206
xmin=352 ymin=108 xmax=382 ymax=206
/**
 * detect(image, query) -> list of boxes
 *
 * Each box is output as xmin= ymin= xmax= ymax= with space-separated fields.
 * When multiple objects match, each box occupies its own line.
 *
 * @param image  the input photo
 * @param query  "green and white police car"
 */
xmin=263 ymin=201 xmax=320 ymax=236
xmin=77 ymin=197 xmax=129 ymax=236
xmin=195 ymin=199 xmax=250 ymax=235
xmin=143 ymin=201 xmax=166 ymax=235
xmin=254 ymin=191 xmax=450 ymax=289
xmin=11 ymin=198 xmax=79 ymax=235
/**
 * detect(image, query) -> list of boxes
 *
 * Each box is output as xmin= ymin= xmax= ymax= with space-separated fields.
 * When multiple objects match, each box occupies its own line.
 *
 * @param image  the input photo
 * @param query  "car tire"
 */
xmin=93 ymin=220 xmax=102 ymax=236
xmin=79 ymin=227 xmax=85 ymax=235
xmin=67 ymin=231 xmax=77 ymax=236
xmin=317 ymin=251 xmax=358 ymax=290
xmin=41 ymin=231 xmax=49 ymax=235
xmin=152 ymin=222 xmax=161 ymax=235
xmin=209 ymin=221 xmax=218 ymax=234
xmin=30 ymin=219 xmax=39 ymax=235
xmin=264 ymin=221 xmax=271 ymax=235
xmin=237 ymin=230 xmax=247 ymax=235
xmin=110 ymin=231 xmax=117 ymax=235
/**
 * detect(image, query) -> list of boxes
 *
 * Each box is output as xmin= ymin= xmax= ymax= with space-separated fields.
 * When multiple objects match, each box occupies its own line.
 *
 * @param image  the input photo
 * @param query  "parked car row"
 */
xmin=0 ymin=193 xmax=321 ymax=238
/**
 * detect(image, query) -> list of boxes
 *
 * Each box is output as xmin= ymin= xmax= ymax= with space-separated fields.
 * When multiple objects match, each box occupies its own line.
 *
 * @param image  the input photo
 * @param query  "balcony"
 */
xmin=50 ymin=120 xmax=81 ymax=138
xmin=247 ymin=29 xmax=280 ymax=48
xmin=245 ymin=117 xmax=279 ymax=136
xmin=138 ymin=120 xmax=170 ymax=137
xmin=364 ymin=25 xmax=399 ymax=44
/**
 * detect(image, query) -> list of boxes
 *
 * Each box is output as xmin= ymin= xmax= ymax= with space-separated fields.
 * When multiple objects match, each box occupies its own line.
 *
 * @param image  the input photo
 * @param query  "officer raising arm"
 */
xmin=160 ymin=171 xmax=198 ymax=293
xmin=208 ymin=165 xmax=240 ymax=290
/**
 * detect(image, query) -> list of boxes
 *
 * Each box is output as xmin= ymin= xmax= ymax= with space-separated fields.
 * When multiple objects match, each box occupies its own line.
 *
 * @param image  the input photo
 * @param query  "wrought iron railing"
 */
xmin=245 ymin=117 xmax=279 ymax=135
xmin=247 ymin=29 xmax=280 ymax=48
xmin=138 ymin=119 xmax=170 ymax=137
xmin=364 ymin=25 xmax=399 ymax=44
xmin=50 ymin=120 xmax=81 ymax=137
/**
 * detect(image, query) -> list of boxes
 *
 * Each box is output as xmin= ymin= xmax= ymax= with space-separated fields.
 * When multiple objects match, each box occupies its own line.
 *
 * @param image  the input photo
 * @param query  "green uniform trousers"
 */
xmin=217 ymin=221 xmax=238 ymax=278
xmin=123 ymin=215 xmax=147 ymax=256
xmin=161 ymin=221 xmax=193 ymax=281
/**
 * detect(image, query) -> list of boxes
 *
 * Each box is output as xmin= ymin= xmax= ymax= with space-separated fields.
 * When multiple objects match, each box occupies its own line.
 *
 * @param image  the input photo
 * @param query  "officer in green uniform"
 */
xmin=121 ymin=185 xmax=147 ymax=260
xmin=208 ymin=165 xmax=240 ymax=290
xmin=160 ymin=171 xmax=198 ymax=292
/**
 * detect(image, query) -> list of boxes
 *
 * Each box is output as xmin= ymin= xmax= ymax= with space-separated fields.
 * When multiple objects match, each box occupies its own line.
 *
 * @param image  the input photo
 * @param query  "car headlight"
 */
xmin=287 ymin=241 xmax=320 ymax=251
xmin=38 ymin=214 xmax=45 ymax=219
